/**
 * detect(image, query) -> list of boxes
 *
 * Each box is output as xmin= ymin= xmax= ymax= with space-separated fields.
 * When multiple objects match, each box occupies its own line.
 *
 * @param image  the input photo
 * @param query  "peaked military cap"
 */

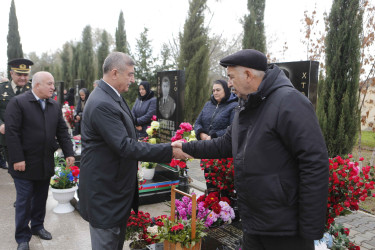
xmin=220 ymin=49 xmax=268 ymax=72
xmin=8 ymin=58 xmax=34 ymax=73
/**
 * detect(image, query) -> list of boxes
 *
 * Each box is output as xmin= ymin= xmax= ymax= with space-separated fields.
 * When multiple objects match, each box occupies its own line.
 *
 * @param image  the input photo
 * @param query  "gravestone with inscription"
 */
xmin=274 ymin=61 xmax=319 ymax=109
xmin=156 ymin=70 xmax=185 ymax=142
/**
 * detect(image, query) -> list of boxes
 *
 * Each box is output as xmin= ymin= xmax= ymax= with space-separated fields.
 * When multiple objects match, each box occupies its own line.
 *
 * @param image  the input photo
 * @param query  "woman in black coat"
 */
xmin=74 ymin=88 xmax=90 ymax=135
xmin=131 ymin=81 xmax=156 ymax=139
xmin=64 ymin=88 xmax=75 ymax=106
xmin=194 ymin=79 xmax=237 ymax=189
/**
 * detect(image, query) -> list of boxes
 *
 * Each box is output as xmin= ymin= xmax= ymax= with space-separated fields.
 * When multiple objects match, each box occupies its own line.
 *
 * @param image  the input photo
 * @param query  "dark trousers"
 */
xmin=89 ymin=223 xmax=127 ymax=250
xmin=242 ymin=234 xmax=314 ymax=250
xmin=13 ymin=177 xmax=50 ymax=244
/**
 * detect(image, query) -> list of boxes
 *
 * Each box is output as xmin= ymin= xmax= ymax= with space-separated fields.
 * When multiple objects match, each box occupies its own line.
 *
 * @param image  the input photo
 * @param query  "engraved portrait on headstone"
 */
xmin=158 ymin=76 xmax=176 ymax=119
xmin=157 ymin=70 xmax=185 ymax=143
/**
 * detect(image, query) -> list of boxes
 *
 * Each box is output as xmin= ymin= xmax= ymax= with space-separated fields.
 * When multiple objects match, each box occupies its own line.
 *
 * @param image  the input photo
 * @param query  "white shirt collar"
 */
xmin=102 ymin=80 xmax=120 ymax=97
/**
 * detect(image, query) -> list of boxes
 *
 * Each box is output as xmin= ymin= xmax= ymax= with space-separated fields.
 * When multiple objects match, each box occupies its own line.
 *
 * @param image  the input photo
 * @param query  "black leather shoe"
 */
xmin=0 ymin=164 xmax=7 ymax=169
xmin=32 ymin=228 xmax=52 ymax=240
xmin=17 ymin=242 xmax=29 ymax=250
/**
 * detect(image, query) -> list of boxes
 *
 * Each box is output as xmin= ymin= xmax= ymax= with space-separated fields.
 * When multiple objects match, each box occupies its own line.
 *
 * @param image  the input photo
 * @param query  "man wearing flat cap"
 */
xmin=173 ymin=49 xmax=329 ymax=249
xmin=0 ymin=59 xmax=33 ymax=170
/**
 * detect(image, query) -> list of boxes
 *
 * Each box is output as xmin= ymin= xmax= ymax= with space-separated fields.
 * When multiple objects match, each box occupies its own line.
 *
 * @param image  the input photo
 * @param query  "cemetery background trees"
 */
xmin=115 ymin=11 xmax=128 ymax=53
xmin=78 ymin=25 xmax=95 ymax=90
xmin=178 ymin=0 xmax=210 ymax=123
xmin=97 ymin=30 xmax=110 ymax=79
xmin=7 ymin=0 xmax=23 ymax=78
xmin=242 ymin=0 xmax=266 ymax=53
xmin=317 ymin=0 xmax=363 ymax=157
xmin=60 ymin=42 xmax=72 ymax=87
xmin=124 ymin=27 xmax=155 ymax=109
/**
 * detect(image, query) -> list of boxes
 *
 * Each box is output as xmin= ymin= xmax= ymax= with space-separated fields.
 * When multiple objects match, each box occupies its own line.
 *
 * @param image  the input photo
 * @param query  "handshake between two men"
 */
xmin=171 ymin=141 xmax=192 ymax=161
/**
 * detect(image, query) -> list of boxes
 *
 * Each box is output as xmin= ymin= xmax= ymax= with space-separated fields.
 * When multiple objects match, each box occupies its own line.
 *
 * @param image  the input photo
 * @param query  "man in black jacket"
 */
xmin=173 ymin=49 xmax=329 ymax=250
xmin=79 ymin=52 xmax=189 ymax=250
xmin=5 ymin=71 xmax=75 ymax=250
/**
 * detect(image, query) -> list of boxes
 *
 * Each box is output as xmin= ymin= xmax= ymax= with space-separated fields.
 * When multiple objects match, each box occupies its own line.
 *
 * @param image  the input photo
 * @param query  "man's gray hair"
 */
xmin=102 ymin=52 xmax=135 ymax=74
xmin=249 ymin=68 xmax=265 ymax=79
xmin=31 ymin=71 xmax=52 ymax=87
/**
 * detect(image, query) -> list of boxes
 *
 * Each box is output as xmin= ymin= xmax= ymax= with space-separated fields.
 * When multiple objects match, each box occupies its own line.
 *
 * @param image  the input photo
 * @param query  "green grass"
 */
xmin=357 ymin=131 xmax=375 ymax=149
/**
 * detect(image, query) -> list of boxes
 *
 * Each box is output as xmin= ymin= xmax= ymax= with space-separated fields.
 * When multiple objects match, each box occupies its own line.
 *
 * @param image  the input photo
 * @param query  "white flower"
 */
xmin=146 ymin=127 xmax=153 ymax=136
xmin=151 ymin=121 xmax=160 ymax=130
xmin=147 ymin=225 xmax=159 ymax=235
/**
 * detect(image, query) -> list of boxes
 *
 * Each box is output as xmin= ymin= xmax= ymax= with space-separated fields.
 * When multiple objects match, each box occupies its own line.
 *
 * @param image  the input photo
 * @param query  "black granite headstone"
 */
xmin=156 ymin=70 xmax=185 ymax=142
xmin=55 ymin=81 xmax=65 ymax=105
xmin=274 ymin=61 xmax=319 ymax=109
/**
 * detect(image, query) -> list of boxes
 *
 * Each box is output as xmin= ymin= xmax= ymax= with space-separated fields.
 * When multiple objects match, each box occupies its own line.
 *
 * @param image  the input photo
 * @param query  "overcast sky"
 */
xmin=0 ymin=0 xmax=332 ymax=75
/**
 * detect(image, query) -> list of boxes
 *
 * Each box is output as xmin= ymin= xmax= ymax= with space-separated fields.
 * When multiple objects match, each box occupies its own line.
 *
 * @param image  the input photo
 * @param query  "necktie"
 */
xmin=15 ymin=86 xmax=21 ymax=95
xmin=38 ymin=99 xmax=45 ymax=111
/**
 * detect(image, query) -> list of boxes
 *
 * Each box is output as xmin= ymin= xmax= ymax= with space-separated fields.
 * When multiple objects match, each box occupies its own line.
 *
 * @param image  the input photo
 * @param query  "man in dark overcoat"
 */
xmin=173 ymin=49 xmax=329 ymax=250
xmin=5 ymin=71 xmax=75 ymax=250
xmin=0 ymin=58 xmax=33 ymax=169
xmin=79 ymin=52 xmax=188 ymax=250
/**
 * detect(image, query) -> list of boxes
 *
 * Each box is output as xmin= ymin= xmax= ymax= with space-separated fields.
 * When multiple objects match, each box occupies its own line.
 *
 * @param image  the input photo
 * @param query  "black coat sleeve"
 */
xmin=91 ymin=103 xmax=172 ymax=163
xmin=4 ymin=98 xmax=25 ymax=163
xmin=182 ymin=125 xmax=233 ymax=159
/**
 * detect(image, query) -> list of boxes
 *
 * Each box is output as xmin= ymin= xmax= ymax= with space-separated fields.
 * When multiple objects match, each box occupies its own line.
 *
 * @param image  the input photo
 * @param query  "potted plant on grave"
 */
xmin=156 ymin=216 xmax=207 ymax=249
xmin=50 ymin=152 xmax=80 ymax=214
xmin=155 ymin=187 xmax=207 ymax=249
xmin=126 ymin=210 xmax=153 ymax=250
xmin=140 ymin=116 xmax=161 ymax=180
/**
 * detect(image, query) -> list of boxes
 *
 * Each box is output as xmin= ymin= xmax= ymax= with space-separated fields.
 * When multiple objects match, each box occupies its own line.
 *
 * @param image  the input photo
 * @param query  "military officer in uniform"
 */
xmin=0 ymin=58 xmax=33 ymax=169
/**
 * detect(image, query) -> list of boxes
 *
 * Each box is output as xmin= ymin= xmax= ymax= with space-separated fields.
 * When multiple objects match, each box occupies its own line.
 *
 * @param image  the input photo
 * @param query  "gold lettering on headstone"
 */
xmin=301 ymin=91 xmax=306 ymax=96
xmin=301 ymin=82 xmax=306 ymax=88
xmin=174 ymin=87 xmax=177 ymax=91
xmin=302 ymin=72 xmax=307 ymax=79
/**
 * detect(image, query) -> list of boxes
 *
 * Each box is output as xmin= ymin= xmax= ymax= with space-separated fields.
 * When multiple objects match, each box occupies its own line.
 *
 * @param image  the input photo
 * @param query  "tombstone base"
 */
xmin=202 ymin=221 xmax=243 ymax=250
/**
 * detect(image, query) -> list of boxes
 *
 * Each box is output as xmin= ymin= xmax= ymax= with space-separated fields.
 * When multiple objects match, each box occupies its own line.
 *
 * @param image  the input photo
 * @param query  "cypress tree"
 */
xmin=124 ymin=27 xmax=155 ymax=109
xmin=97 ymin=30 xmax=109 ymax=78
xmin=60 ymin=42 xmax=72 ymax=86
xmin=317 ymin=0 xmax=362 ymax=157
xmin=78 ymin=25 xmax=95 ymax=89
xmin=178 ymin=0 xmax=210 ymax=123
xmin=242 ymin=0 xmax=266 ymax=53
xmin=71 ymin=42 xmax=81 ymax=83
xmin=7 ymin=0 xmax=23 ymax=78
xmin=135 ymin=27 xmax=155 ymax=82
xmin=115 ymin=11 xmax=127 ymax=53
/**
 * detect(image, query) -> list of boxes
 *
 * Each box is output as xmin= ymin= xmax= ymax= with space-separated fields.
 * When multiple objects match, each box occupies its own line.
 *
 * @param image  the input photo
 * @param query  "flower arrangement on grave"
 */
xmin=140 ymin=116 xmax=160 ymax=170
xmin=62 ymin=101 xmax=75 ymax=129
xmin=320 ymin=154 xmax=375 ymax=250
xmin=200 ymin=158 xmax=235 ymax=196
xmin=169 ymin=122 xmax=196 ymax=176
xmin=155 ymin=215 xmax=207 ymax=248
xmin=326 ymin=154 xmax=375 ymax=230
xmin=125 ymin=210 xmax=153 ymax=249
xmin=50 ymin=153 xmax=79 ymax=189
xmin=144 ymin=116 xmax=161 ymax=145
xmin=174 ymin=191 xmax=235 ymax=228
